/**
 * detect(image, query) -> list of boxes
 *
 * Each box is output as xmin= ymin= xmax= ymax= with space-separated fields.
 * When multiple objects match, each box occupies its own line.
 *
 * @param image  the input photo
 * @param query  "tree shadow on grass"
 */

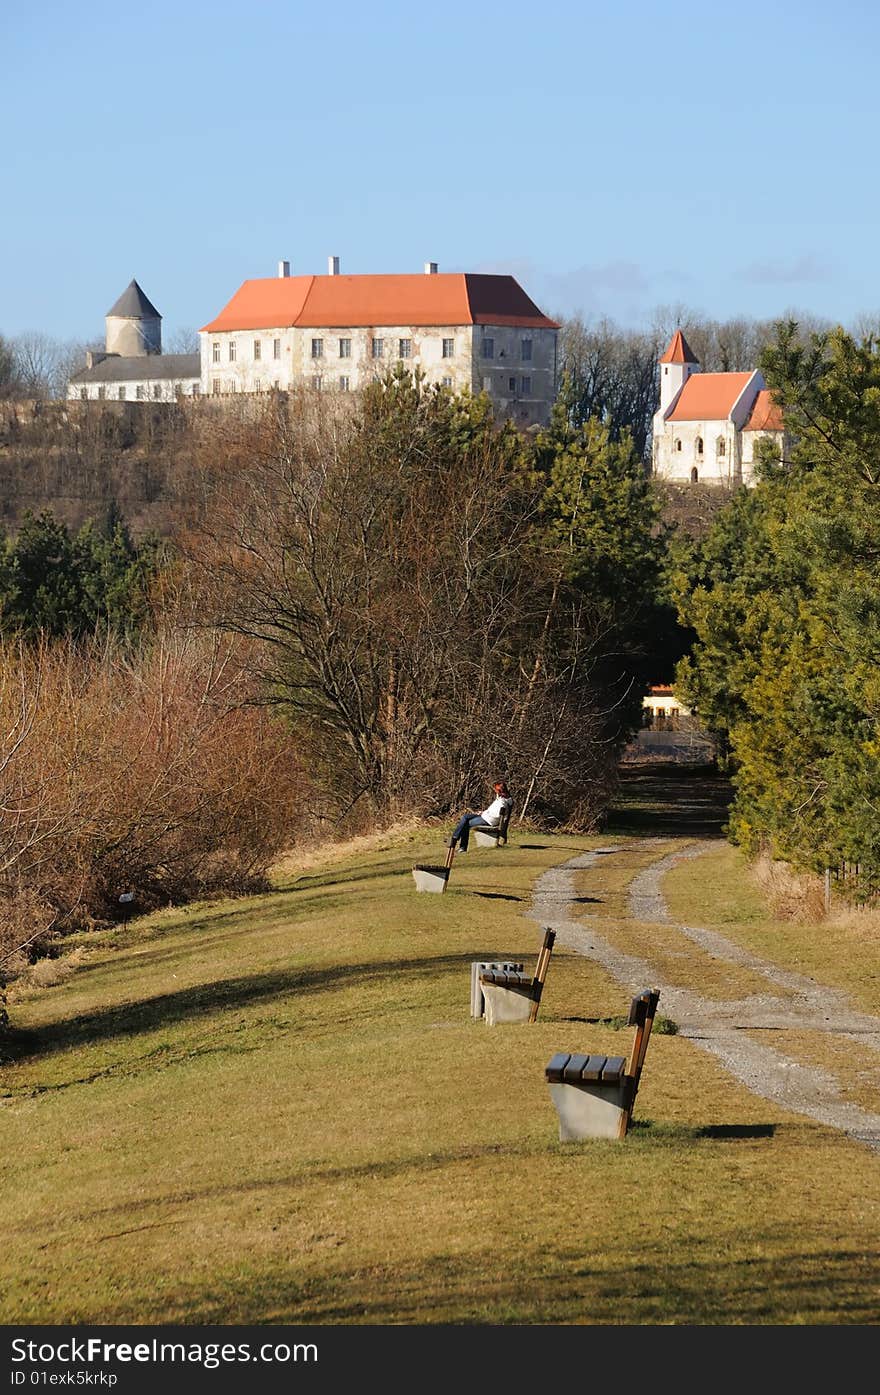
xmin=607 ymin=767 xmax=733 ymax=839
xmin=4 ymin=952 xmax=495 ymax=1064
xmin=471 ymin=892 xmax=523 ymax=903
xmin=283 ymin=861 xmax=417 ymax=892
xmin=113 ymin=1229 xmax=878 ymax=1324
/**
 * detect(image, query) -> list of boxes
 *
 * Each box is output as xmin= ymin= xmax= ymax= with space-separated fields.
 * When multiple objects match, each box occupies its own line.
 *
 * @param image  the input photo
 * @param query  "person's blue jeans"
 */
xmin=451 ymin=812 xmax=490 ymax=852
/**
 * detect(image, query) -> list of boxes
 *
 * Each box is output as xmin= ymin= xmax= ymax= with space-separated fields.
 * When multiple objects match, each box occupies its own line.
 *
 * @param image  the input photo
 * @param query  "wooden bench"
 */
xmin=471 ymin=804 xmax=512 ymax=849
xmin=545 ymin=987 xmax=660 ymax=1140
xmin=470 ymin=961 xmax=525 ymax=1017
xmin=478 ymin=928 xmax=555 ymax=1025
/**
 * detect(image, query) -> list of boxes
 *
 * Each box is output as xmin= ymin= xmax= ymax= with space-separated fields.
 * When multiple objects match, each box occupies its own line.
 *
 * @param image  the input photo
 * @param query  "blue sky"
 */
xmin=2 ymin=0 xmax=878 ymax=342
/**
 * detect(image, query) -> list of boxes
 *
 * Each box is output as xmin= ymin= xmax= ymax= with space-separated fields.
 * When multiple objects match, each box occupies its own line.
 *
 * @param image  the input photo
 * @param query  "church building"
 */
xmin=651 ymin=329 xmax=785 ymax=486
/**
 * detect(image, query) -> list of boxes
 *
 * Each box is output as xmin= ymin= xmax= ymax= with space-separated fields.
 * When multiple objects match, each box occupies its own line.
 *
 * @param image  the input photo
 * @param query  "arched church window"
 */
xmin=695 ymin=436 xmax=704 ymax=456
xmin=716 ymin=437 xmax=726 ymax=457
xmin=690 ymin=467 xmax=698 ymax=483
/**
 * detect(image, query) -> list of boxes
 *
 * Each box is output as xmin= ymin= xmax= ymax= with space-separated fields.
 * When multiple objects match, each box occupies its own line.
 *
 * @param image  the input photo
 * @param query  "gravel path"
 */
xmin=528 ymin=841 xmax=880 ymax=1152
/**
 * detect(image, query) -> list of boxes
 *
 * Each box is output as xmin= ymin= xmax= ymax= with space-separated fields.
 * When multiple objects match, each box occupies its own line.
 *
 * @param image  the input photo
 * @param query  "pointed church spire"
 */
xmin=659 ymin=329 xmax=699 ymax=365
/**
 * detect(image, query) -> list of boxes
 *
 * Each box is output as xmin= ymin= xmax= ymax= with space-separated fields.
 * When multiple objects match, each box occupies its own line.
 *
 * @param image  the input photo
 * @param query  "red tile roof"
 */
xmin=666 ymin=372 xmax=755 ymax=422
xmin=659 ymin=329 xmax=699 ymax=364
xmin=201 ymin=273 xmax=558 ymax=333
xmin=744 ymin=389 xmax=784 ymax=432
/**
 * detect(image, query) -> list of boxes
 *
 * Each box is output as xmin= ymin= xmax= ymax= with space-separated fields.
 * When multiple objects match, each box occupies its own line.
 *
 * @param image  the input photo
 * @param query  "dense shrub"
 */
xmin=0 ymin=630 xmax=309 ymax=981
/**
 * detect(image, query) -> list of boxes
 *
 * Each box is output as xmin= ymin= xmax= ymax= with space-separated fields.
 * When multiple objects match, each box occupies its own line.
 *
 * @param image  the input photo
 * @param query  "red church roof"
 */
xmin=659 ymin=329 xmax=699 ymax=365
xmin=201 ymin=273 xmax=558 ymax=333
xmin=666 ymin=372 xmax=756 ymax=422
xmin=744 ymin=389 xmax=784 ymax=432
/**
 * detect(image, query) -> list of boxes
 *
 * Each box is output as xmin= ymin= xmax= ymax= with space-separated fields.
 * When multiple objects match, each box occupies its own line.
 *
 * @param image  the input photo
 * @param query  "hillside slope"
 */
xmin=2 ymin=826 xmax=879 ymax=1325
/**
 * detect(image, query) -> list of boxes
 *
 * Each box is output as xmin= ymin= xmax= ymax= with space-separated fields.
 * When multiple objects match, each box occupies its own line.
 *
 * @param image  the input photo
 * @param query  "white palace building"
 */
xmin=69 ymin=259 xmax=559 ymax=427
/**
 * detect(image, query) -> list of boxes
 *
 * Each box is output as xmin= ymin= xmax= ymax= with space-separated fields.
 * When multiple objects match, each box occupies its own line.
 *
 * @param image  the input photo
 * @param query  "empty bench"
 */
xmin=470 ymin=961 xmax=524 ymax=1018
xmin=478 ymin=929 xmax=555 ymax=1025
xmin=545 ymin=987 xmax=660 ymax=1140
xmin=412 ymin=838 xmax=457 ymax=893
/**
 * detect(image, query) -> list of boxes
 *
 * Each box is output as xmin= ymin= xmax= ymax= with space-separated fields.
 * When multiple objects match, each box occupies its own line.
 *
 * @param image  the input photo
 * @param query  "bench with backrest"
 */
xmin=478 ymin=929 xmax=555 ymax=1025
xmin=471 ymin=804 xmax=512 ymax=849
xmin=470 ymin=960 xmax=525 ymax=1017
xmin=545 ymin=987 xmax=660 ymax=1140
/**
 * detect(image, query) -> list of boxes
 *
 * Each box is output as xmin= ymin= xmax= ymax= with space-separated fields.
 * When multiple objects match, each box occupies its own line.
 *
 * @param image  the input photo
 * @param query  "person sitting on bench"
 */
xmin=449 ymin=780 xmax=512 ymax=853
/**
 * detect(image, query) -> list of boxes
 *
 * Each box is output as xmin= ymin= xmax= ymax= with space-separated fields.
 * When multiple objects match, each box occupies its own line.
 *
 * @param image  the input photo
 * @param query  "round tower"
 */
xmin=658 ymin=328 xmax=699 ymax=414
xmin=105 ymin=279 xmax=162 ymax=357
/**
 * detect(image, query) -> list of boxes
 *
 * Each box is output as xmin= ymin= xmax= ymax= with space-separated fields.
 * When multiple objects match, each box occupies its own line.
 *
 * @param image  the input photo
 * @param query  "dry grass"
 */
xmin=9 ymin=949 xmax=88 ymax=997
xmin=662 ymin=844 xmax=880 ymax=1017
xmin=2 ymin=828 xmax=880 ymax=1325
xmin=751 ymin=854 xmax=827 ymax=922
xmin=570 ymin=844 xmax=794 ymax=1003
xmin=271 ymin=819 xmax=433 ymax=879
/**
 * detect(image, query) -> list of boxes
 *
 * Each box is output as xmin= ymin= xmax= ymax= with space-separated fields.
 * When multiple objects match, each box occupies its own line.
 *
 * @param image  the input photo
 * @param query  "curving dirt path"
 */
xmin=528 ymin=840 xmax=880 ymax=1152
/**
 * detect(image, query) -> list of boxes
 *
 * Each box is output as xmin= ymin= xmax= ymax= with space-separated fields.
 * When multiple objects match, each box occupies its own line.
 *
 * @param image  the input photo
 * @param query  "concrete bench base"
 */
xmin=472 ymin=827 xmax=502 ymax=848
xmin=412 ymin=864 xmax=449 ymax=893
xmin=470 ymin=962 xmax=524 ymax=1017
xmin=481 ymin=979 xmax=536 ymax=1025
xmin=547 ymin=1081 xmax=630 ymax=1141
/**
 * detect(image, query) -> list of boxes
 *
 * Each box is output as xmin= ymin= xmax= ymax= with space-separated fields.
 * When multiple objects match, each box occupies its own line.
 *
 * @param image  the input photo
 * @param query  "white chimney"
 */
xmin=424 ymin=261 xmax=438 ymax=275
xmin=278 ymin=260 xmax=290 ymax=278
xmin=328 ymin=255 xmax=340 ymax=276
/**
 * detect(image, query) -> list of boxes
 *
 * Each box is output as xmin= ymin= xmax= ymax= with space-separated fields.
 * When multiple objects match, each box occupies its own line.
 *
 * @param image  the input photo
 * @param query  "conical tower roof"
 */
xmin=659 ymin=328 xmax=698 ymax=365
xmin=106 ymin=279 xmax=161 ymax=320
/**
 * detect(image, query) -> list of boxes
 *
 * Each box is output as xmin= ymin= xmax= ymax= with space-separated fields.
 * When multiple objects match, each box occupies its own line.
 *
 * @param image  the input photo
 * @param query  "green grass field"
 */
xmin=3 ymin=826 xmax=880 ymax=1325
